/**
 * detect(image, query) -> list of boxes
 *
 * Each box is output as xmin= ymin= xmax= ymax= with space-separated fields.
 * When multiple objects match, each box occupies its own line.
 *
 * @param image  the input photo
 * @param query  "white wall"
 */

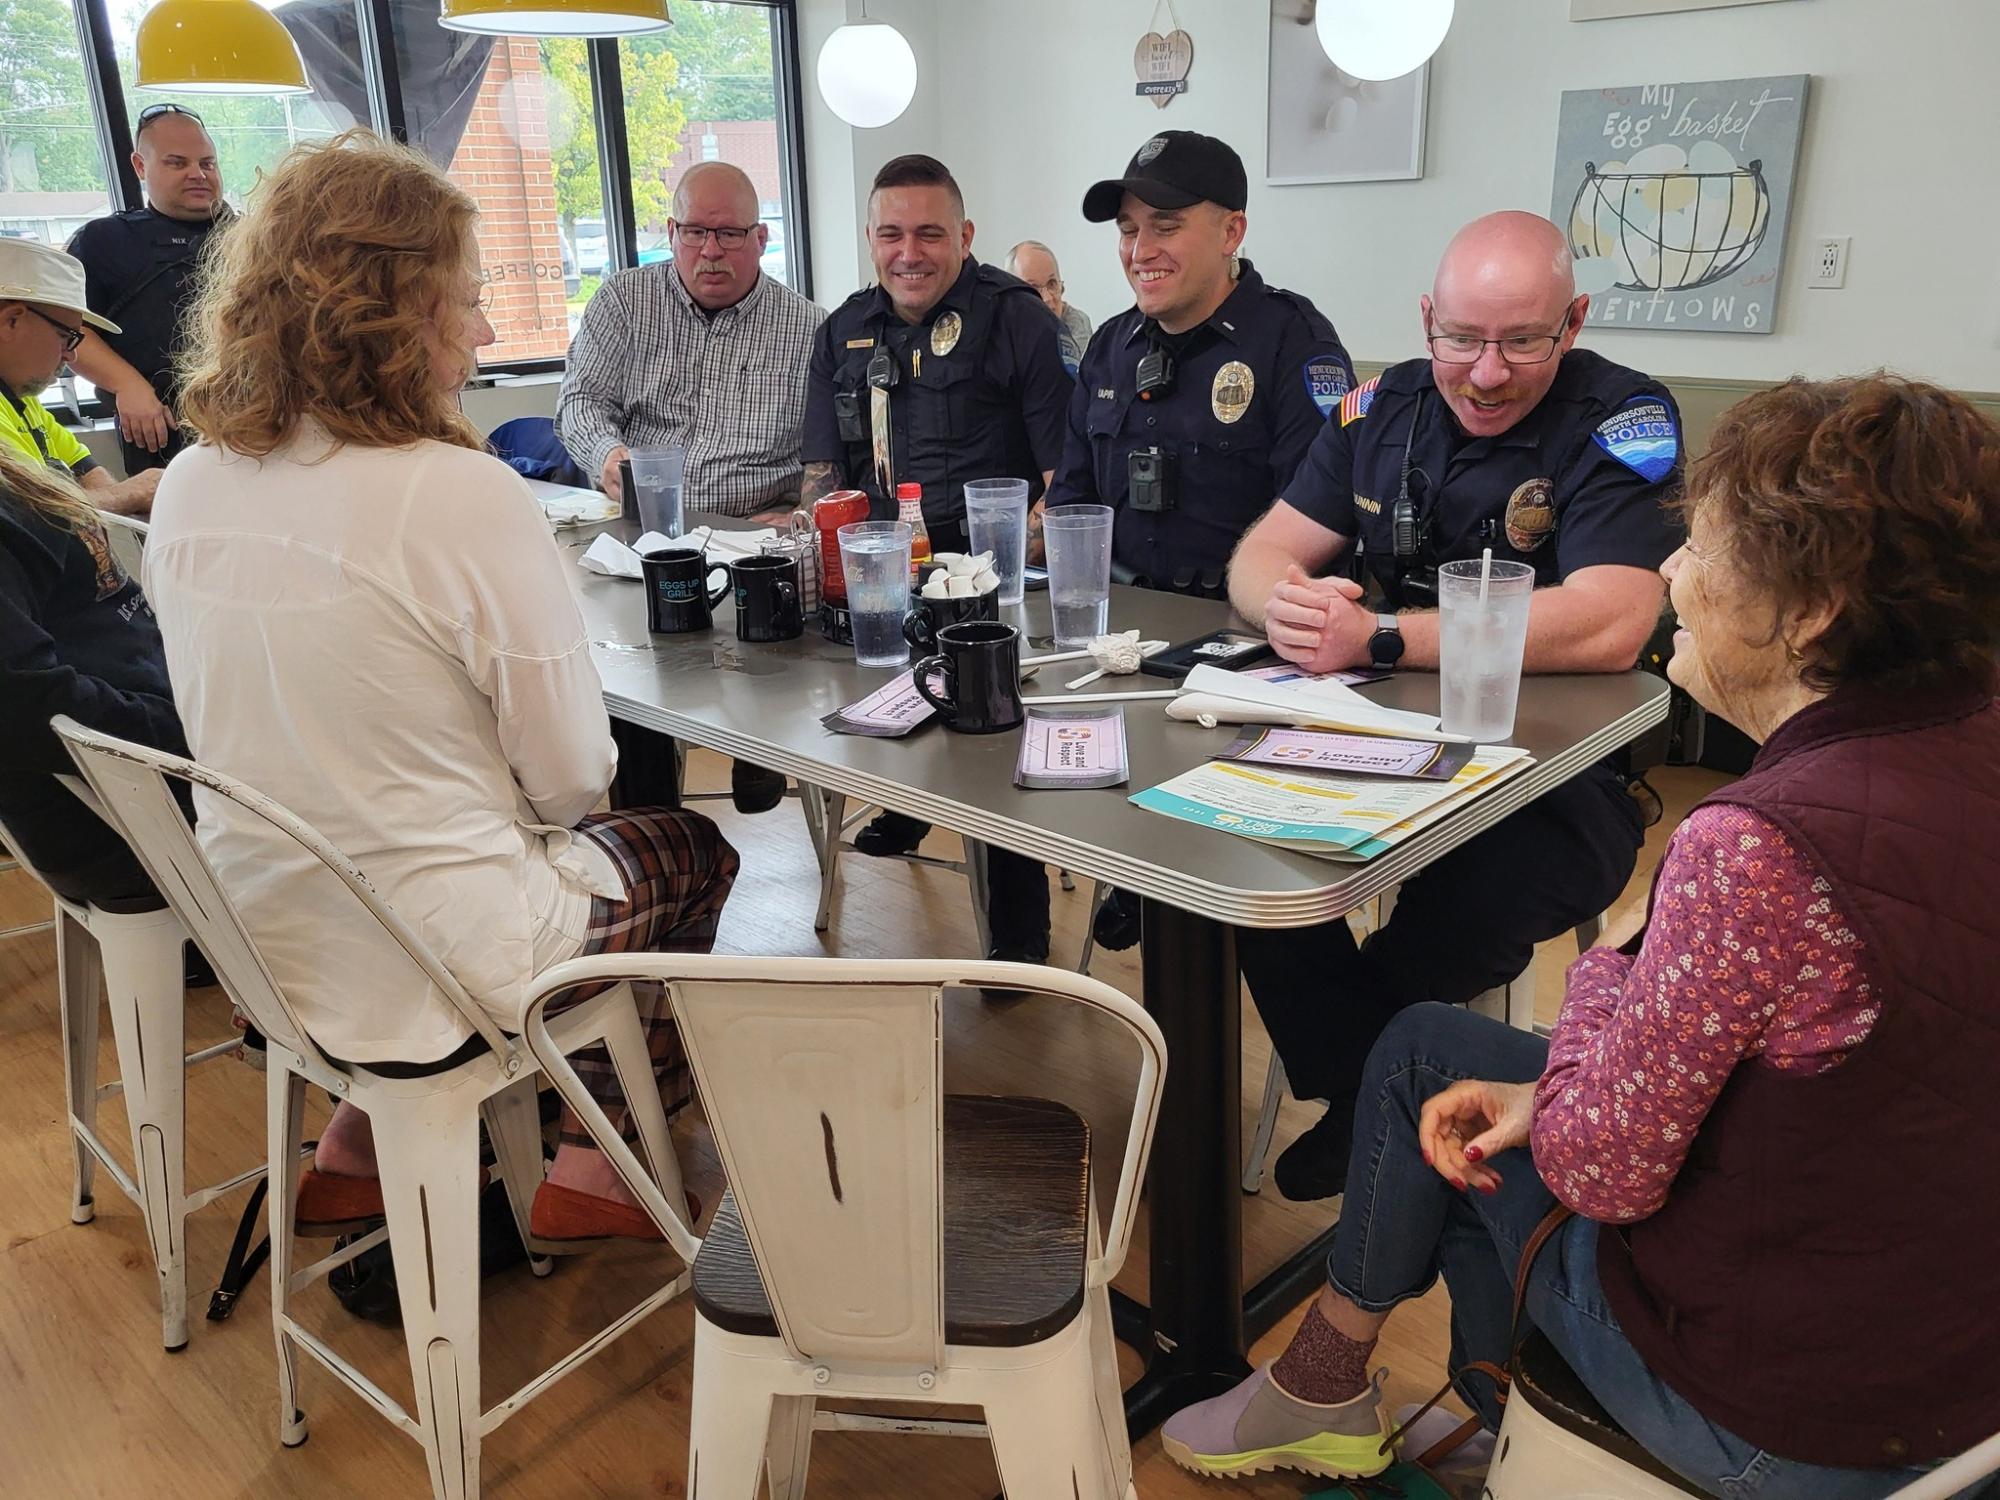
xmin=803 ymin=0 xmax=2000 ymax=389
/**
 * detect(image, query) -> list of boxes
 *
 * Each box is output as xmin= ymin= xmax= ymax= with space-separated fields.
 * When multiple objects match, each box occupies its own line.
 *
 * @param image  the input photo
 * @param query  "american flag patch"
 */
xmin=1339 ymin=377 xmax=1380 ymax=427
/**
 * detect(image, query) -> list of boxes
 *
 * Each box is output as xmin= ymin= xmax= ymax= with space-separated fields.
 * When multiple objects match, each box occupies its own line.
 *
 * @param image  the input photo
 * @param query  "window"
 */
xmin=618 ymin=1 xmax=795 ymax=288
xmin=0 ymin=0 xmax=114 ymax=246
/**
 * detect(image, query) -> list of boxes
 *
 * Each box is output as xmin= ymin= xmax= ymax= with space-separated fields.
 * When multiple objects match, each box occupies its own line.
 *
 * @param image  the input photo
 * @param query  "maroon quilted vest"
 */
xmin=1595 ymin=671 xmax=2000 ymax=1468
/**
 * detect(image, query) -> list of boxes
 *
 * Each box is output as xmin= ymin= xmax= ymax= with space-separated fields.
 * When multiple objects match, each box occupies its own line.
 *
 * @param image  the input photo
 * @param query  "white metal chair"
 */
xmin=1489 ymin=1330 xmax=2000 ymax=1500
xmin=56 ymin=718 xmax=696 ymax=1500
xmin=522 ymin=952 xmax=1168 ymax=1500
xmin=1241 ymin=903 xmax=1610 ymax=1194
xmin=797 ymin=788 xmax=1076 ymax=952
xmin=0 ymin=797 xmax=261 ymax=1350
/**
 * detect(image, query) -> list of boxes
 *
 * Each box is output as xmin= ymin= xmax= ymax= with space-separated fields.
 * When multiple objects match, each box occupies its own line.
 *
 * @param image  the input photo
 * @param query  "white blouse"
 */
xmin=145 ymin=429 xmax=622 ymax=1063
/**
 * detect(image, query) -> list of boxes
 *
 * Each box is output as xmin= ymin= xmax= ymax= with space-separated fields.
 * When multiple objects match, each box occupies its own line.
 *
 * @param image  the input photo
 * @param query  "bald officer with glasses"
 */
xmin=1223 ymin=211 xmax=1683 ymax=1202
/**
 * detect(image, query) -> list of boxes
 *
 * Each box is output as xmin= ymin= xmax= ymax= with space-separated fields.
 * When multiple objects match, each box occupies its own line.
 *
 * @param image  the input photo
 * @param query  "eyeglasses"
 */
xmin=22 ymin=304 xmax=84 ymax=355
xmin=672 ymin=222 xmax=757 ymax=249
xmin=1426 ymin=298 xmax=1582 ymax=366
xmin=136 ymin=102 xmax=204 ymax=129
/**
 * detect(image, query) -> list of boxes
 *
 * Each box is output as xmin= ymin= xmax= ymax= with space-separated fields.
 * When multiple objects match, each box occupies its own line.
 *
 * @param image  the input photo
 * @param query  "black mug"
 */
xmin=642 ymin=547 xmax=730 ymax=634
xmin=732 ymin=554 xmax=804 ymax=642
xmin=902 ymin=587 xmax=999 ymax=655
xmin=914 ymin=621 xmax=1023 ymax=734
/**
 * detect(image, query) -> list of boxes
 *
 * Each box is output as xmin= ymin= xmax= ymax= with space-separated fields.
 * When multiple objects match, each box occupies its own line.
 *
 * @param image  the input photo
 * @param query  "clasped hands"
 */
xmin=1417 ymin=1079 xmax=1537 ymax=1196
xmin=1263 ymin=564 xmax=1377 ymax=675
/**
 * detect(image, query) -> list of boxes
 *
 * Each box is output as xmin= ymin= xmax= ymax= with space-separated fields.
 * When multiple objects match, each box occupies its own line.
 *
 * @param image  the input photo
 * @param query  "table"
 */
xmin=569 ymin=534 xmax=1670 ymax=1431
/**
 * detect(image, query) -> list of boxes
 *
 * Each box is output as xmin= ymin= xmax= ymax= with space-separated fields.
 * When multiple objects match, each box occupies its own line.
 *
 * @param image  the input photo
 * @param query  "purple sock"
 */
xmin=1269 ymin=1302 xmax=1377 ymax=1405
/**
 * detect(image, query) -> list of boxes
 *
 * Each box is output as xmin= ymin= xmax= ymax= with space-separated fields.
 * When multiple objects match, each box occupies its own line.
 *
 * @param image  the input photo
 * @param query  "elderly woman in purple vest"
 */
xmin=1162 ymin=374 xmax=2000 ymax=1497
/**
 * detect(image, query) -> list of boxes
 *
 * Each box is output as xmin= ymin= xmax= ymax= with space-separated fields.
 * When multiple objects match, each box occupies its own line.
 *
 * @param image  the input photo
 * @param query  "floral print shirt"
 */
xmin=1531 ymin=803 xmax=1878 ymax=1224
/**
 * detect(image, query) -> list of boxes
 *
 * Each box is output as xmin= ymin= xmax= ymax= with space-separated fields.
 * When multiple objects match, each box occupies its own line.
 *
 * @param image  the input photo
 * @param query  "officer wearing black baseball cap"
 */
xmin=1081 ymin=129 xmax=1249 ymax=221
xmin=1043 ymin=130 xmax=1354 ymax=955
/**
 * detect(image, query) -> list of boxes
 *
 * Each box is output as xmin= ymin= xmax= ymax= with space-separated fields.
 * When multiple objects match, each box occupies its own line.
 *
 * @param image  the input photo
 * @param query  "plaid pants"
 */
xmin=554 ymin=807 xmax=739 ymax=1147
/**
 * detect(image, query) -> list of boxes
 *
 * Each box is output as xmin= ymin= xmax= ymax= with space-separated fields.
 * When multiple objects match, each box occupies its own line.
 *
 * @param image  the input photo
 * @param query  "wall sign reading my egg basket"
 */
xmin=1135 ymin=0 xmax=1193 ymax=108
xmin=1551 ymin=74 xmax=1811 ymax=335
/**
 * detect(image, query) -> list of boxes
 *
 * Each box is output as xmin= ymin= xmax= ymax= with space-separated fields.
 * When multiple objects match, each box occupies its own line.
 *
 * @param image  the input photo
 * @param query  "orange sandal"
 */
xmin=529 ymin=1180 xmax=703 ymax=1251
xmin=294 ymin=1164 xmax=492 ymax=1237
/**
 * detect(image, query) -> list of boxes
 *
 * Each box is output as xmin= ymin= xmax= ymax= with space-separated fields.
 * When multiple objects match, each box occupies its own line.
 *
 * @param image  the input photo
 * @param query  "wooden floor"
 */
xmin=0 ymin=752 xmax=1726 ymax=1498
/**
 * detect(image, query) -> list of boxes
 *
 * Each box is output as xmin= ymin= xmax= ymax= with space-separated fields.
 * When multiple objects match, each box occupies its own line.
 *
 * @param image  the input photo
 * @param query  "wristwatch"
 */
xmin=1367 ymin=612 xmax=1405 ymax=669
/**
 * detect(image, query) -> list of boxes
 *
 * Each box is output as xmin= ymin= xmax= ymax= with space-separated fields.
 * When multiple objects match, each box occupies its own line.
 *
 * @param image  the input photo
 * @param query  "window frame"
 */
xmin=54 ymin=0 xmax=810 ymax=393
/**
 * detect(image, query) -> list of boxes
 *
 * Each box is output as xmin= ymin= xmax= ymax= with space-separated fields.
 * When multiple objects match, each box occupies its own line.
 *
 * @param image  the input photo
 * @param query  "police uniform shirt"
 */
xmin=65 ymin=206 xmax=224 ymax=403
xmin=802 ymin=257 xmax=1072 ymax=534
xmin=1284 ymin=348 xmax=1684 ymax=609
xmin=1044 ymin=260 xmax=1353 ymax=596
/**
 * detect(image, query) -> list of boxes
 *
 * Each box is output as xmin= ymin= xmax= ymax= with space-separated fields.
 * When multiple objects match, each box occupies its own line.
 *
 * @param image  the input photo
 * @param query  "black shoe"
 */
xmin=1092 ymin=887 xmax=1143 ymax=953
xmin=854 ymin=810 xmax=929 ymax=857
xmin=730 ymin=760 xmax=788 ymax=815
xmin=982 ymin=943 xmax=1049 ymax=1003
xmin=1272 ymin=1103 xmax=1354 ymax=1202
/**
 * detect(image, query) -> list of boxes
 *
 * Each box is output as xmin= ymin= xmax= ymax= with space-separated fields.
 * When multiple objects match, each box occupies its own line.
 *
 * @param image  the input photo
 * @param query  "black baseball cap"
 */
xmin=1082 ymin=131 xmax=1248 ymax=222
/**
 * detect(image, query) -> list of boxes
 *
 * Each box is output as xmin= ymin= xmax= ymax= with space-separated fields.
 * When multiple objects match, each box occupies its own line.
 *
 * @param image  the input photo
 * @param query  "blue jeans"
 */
xmin=1327 ymin=1004 xmax=1980 ymax=1500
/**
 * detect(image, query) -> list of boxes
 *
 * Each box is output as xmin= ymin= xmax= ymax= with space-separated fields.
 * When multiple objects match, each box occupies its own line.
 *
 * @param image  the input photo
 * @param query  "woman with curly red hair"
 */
xmin=1166 ymin=374 xmax=2000 ymax=1498
xmin=146 ymin=130 xmax=737 ymax=1244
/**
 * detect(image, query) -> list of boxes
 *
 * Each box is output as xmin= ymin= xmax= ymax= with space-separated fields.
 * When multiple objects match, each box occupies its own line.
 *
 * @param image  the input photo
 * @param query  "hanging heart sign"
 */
xmin=1133 ymin=29 xmax=1194 ymax=109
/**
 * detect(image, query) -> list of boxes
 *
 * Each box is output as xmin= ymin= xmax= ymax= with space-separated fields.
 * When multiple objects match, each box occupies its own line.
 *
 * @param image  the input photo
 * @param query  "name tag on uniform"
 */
xmin=845 ymin=337 xmax=875 ymax=349
xmin=1354 ymin=494 xmax=1382 ymax=516
xmin=1095 ymin=387 xmax=1117 ymax=400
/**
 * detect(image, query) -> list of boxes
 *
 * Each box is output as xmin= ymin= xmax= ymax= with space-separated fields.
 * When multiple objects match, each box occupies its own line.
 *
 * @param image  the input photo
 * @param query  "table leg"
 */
xmin=1120 ymin=898 xmax=1251 ymax=1436
xmin=608 ymin=720 xmax=682 ymax=810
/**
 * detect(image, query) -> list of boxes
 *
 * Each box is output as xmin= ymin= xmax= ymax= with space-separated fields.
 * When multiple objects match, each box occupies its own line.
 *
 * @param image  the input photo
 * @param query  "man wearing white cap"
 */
xmin=0 ymin=238 xmax=161 ymax=516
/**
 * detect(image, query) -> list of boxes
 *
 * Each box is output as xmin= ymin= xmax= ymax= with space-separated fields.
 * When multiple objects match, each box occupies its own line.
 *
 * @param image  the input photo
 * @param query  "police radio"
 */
xmin=866 ymin=345 xmax=900 ymax=391
xmin=1391 ymin=391 xmax=1440 ymax=609
xmin=1135 ymin=344 xmax=1177 ymax=401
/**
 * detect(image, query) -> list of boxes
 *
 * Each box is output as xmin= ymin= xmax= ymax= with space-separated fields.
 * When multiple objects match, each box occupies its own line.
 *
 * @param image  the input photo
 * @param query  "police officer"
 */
xmin=1228 ymin=210 xmax=1683 ymax=1199
xmin=802 ymin=153 xmax=1072 ymax=965
xmin=66 ymin=104 xmax=229 ymax=475
xmin=1046 ymin=129 xmax=1353 ymax=952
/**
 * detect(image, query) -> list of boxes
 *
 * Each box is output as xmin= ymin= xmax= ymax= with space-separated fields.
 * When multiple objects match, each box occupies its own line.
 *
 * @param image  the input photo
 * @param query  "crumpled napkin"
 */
xmin=577 ymin=531 xmax=676 ymax=579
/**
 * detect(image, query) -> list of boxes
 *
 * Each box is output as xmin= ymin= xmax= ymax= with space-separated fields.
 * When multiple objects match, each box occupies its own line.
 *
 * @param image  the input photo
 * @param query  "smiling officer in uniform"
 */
xmin=1045 ymin=129 xmax=1353 ymax=953
xmin=802 ymin=153 xmax=1072 ymax=968
xmin=1225 ymin=210 xmax=1684 ymax=1200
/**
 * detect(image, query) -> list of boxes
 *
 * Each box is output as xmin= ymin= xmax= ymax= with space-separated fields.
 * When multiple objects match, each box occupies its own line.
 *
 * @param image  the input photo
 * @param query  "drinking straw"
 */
xmin=1478 ymin=546 xmax=1494 ymax=607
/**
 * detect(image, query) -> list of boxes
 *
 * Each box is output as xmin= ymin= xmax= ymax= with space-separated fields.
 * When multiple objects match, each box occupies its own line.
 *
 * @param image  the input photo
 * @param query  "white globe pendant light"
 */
xmin=816 ymin=17 xmax=917 ymax=129
xmin=1314 ymin=0 xmax=1453 ymax=82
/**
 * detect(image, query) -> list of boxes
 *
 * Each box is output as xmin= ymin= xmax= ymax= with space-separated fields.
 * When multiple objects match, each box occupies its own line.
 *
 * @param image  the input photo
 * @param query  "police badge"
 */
xmin=1505 ymin=477 xmax=1557 ymax=553
xmin=1212 ymin=360 xmax=1254 ymax=424
xmin=929 ymin=310 xmax=962 ymax=357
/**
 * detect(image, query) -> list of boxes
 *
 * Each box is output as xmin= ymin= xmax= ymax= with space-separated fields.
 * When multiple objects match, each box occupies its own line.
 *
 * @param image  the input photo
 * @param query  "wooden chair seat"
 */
xmin=693 ymin=1093 xmax=1090 ymax=1348
xmin=1512 ymin=1330 xmax=1708 ymax=1496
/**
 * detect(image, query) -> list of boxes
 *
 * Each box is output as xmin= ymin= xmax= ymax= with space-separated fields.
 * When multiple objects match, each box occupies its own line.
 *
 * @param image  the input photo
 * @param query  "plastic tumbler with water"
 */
xmin=837 ymin=520 xmax=914 ymax=668
xmin=1438 ymin=558 xmax=1535 ymax=743
xmin=1043 ymin=504 xmax=1114 ymax=647
xmin=629 ymin=445 xmax=685 ymax=539
xmin=964 ymin=478 xmax=1029 ymax=605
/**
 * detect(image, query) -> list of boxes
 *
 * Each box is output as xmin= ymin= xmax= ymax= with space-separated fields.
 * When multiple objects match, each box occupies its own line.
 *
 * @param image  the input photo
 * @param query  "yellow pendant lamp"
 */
xmin=438 ymin=0 xmax=671 ymax=36
xmin=134 ymin=0 xmax=310 ymax=95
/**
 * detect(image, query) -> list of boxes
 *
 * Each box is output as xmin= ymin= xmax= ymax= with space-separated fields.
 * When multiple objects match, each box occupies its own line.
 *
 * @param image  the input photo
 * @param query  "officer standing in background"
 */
xmin=66 ymin=104 xmax=229 ymax=475
xmin=1225 ymin=210 xmax=1683 ymax=1200
xmin=1046 ymin=129 xmax=1354 ymax=952
xmin=802 ymin=153 xmax=1073 ymax=966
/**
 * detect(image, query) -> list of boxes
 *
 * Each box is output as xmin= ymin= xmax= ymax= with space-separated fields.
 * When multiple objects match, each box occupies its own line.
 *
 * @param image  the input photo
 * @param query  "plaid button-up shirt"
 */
xmin=557 ymin=261 xmax=826 ymax=517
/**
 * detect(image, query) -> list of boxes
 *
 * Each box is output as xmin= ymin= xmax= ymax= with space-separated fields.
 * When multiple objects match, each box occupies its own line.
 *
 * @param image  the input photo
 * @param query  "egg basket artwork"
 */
xmin=1568 ymin=154 xmax=1771 ymax=293
xmin=1549 ymin=74 xmax=1810 ymax=335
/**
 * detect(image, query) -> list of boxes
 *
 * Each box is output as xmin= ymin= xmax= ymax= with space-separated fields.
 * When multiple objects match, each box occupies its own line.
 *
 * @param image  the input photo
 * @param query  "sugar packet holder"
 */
xmin=1015 ymin=705 xmax=1129 ymax=790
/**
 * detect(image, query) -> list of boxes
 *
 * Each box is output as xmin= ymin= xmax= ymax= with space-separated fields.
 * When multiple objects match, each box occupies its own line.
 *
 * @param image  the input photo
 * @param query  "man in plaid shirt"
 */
xmin=559 ymin=161 xmax=825 ymax=525
xmin=560 ymin=161 xmax=825 ymax=812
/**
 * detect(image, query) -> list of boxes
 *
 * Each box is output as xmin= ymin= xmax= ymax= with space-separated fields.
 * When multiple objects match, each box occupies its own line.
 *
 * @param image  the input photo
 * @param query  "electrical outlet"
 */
xmin=1809 ymin=236 xmax=1850 ymax=289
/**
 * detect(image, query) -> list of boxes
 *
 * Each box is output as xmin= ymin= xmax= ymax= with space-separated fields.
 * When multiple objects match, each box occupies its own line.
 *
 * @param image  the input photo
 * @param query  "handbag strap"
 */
xmin=1381 ymin=1202 xmax=1576 ymax=1467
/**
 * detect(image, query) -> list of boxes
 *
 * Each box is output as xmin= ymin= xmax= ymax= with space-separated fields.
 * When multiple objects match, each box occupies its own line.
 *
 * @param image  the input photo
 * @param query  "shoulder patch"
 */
xmin=1339 ymin=377 xmax=1381 ymax=427
xmin=1592 ymin=399 xmax=1680 ymax=483
xmin=1302 ymin=354 xmax=1352 ymax=417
